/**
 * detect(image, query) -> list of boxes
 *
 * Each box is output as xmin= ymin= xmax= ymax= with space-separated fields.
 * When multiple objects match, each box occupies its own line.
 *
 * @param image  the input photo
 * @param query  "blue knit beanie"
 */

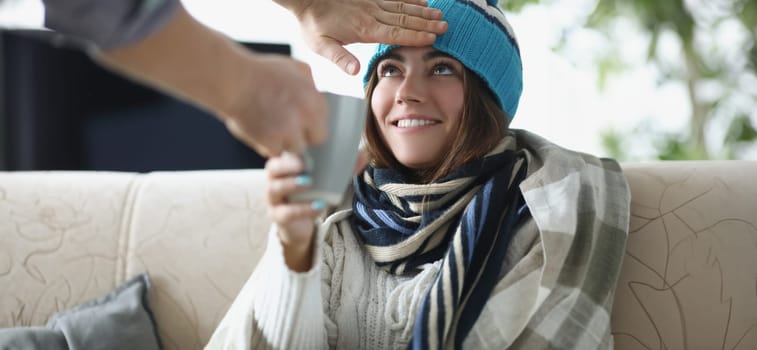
xmin=363 ymin=0 xmax=523 ymax=120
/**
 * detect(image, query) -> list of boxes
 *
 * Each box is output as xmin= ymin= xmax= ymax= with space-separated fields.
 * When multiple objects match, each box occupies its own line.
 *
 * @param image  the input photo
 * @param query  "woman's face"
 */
xmin=370 ymin=46 xmax=465 ymax=169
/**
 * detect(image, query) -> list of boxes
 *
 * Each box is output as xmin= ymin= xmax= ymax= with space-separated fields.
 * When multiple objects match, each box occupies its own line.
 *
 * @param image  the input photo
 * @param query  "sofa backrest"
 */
xmin=1 ymin=161 xmax=755 ymax=349
xmin=0 ymin=170 xmax=270 ymax=349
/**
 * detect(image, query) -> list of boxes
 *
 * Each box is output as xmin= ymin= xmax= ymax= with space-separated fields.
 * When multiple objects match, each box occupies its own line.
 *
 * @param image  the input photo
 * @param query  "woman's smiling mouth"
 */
xmin=394 ymin=119 xmax=440 ymax=128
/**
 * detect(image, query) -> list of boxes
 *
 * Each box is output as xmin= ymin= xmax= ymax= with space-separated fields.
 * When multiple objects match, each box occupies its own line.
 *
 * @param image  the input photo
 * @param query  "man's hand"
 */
xmin=224 ymin=54 xmax=327 ymax=157
xmin=277 ymin=0 xmax=448 ymax=75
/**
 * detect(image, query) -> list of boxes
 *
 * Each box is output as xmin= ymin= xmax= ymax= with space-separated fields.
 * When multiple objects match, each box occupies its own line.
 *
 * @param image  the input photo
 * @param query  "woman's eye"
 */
xmin=432 ymin=64 xmax=454 ymax=75
xmin=379 ymin=65 xmax=401 ymax=77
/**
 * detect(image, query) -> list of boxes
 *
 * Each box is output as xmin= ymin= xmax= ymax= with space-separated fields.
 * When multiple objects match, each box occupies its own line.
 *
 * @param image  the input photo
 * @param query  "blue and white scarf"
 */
xmin=352 ymin=140 xmax=529 ymax=349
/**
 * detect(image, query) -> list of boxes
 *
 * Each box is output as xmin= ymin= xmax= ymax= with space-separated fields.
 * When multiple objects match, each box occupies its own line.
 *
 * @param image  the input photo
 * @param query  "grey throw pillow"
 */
xmin=0 ymin=273 xmax=161 ymax=350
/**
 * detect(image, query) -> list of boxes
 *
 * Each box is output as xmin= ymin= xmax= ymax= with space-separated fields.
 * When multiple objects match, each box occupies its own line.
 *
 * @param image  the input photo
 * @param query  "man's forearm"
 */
xmin=95 ymin=4 xmax=250 ymax=120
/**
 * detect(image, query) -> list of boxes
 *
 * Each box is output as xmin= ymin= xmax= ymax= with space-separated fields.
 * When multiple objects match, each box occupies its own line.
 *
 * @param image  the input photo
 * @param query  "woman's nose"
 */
xmin=395 ymin=74 xmax=425 ymax=104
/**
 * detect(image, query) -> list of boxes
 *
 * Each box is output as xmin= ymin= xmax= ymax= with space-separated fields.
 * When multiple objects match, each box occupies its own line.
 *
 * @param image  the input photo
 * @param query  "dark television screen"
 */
xmin=0 ymin=29 xmax=288 ymax=171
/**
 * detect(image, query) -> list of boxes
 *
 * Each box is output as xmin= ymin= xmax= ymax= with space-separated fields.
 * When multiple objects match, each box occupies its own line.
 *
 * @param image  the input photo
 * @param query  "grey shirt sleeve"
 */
xmin=41 ymin=0 xmax=180 ymax=49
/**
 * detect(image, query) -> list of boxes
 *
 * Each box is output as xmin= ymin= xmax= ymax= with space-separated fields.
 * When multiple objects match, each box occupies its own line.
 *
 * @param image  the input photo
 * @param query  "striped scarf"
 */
xmin=352 ymin=140 xmax=529 ymax=349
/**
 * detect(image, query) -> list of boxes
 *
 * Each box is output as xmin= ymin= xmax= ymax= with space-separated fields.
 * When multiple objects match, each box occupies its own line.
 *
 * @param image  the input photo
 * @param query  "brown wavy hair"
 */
xmin=363 ymin=62 xmax=510 ymax=184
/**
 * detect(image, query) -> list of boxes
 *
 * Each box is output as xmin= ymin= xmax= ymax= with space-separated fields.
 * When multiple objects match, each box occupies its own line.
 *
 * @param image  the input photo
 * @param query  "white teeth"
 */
xmin=396 ymin=119 xmax=437 ymax=128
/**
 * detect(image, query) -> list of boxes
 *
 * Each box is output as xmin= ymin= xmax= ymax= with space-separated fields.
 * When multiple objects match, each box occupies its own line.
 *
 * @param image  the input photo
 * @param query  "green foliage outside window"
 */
xmin=502 ymin=0 xmax=757 ymax=160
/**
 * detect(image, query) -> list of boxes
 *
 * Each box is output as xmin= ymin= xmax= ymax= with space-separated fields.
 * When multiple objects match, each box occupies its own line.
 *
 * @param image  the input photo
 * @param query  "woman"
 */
xmin=206 ymin=0 xmax=630 ymax=348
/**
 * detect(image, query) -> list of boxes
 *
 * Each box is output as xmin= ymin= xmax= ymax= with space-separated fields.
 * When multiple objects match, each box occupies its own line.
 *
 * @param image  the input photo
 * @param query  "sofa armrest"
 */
xmin=613 ymin=161 xmax=757 ymax=349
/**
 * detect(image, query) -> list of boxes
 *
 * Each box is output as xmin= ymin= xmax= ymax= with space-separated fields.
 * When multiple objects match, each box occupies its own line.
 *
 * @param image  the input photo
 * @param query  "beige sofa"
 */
xmin=1 ymin=161 xmax=755 ymax=349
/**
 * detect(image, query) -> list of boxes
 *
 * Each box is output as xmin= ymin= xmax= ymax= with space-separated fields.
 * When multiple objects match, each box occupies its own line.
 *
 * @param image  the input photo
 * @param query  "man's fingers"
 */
xmin=225 ymin=119 xmax=276 ymax=157
xmin=380 ymin=1 xmax=444 ymax=21
xmin=283 ymin=131 xmax=308 ymax=155
xmin=385 ymin=0 xmax=430 ymax=7
xmin=376 ymin=11 xmax=447 ymax=37
xmin=327 ymin=45 xmax=360 ymax=75
xmin=369 ymin=22 xmax=436 ymax=45
xmin=313 ymin=37 xmax=361 ymax=75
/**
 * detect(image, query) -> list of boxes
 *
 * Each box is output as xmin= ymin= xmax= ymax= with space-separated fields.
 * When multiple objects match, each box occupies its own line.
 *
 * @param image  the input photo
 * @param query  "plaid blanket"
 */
xmin=496 ymin=129 xmax=631 ymax=348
